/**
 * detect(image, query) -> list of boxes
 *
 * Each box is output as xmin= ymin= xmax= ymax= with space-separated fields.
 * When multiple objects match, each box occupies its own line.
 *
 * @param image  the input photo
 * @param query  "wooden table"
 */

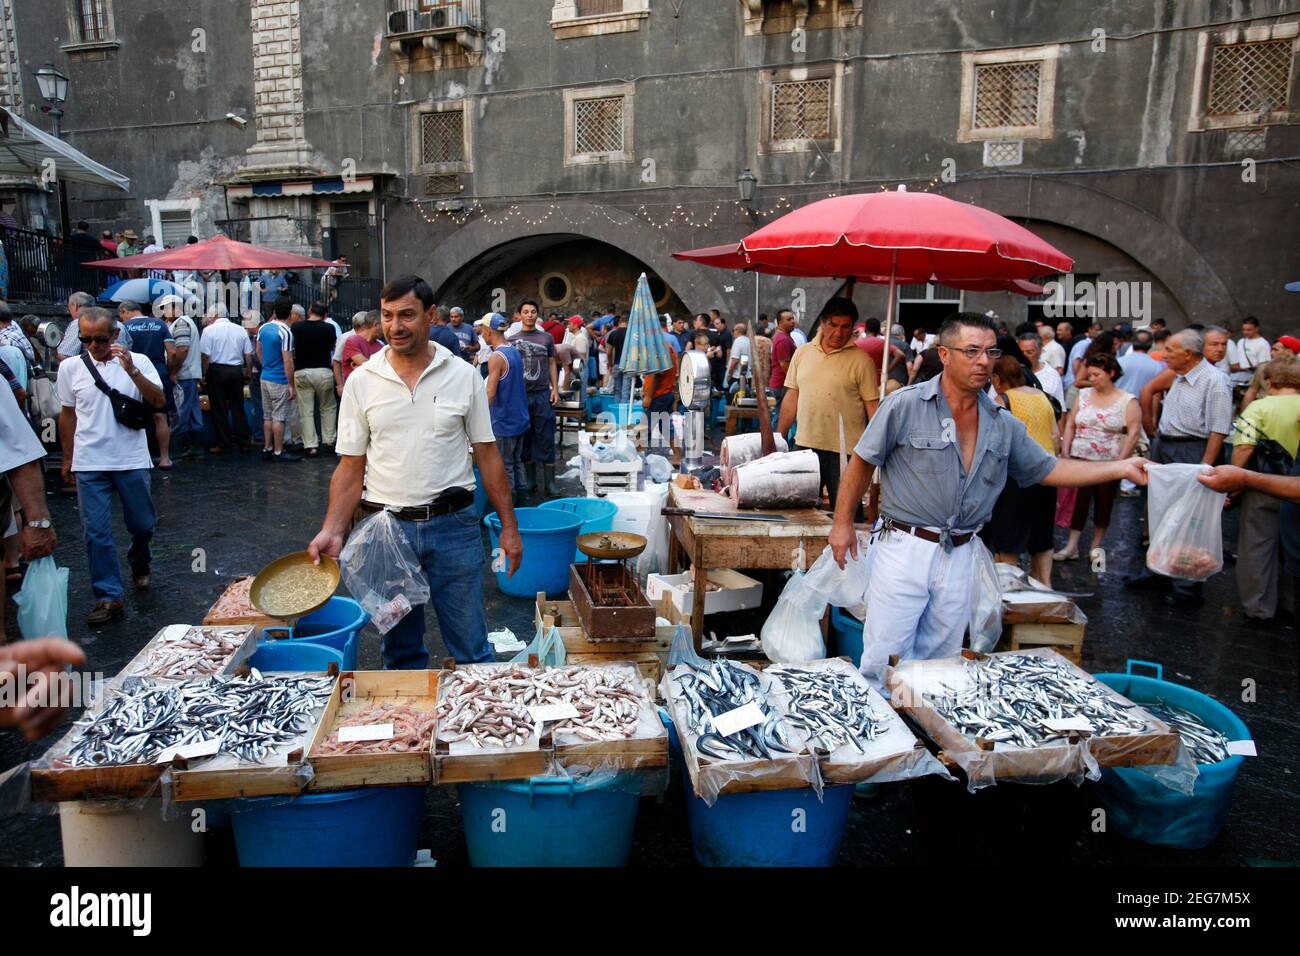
xmin=664 ymin=486 xmax=833 ymax=650
xmin=724 ymin=405 xmax=762 ymax=436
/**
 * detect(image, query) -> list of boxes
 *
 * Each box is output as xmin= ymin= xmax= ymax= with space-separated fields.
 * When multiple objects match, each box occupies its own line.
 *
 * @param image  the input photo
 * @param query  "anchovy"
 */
xmin=769 ymin=666 xmax=887 ymax=755
xmin=669 ymin=660 xmax=801 ymax=762
xmin=1145 ymin=698 xmax=1232 ymax=765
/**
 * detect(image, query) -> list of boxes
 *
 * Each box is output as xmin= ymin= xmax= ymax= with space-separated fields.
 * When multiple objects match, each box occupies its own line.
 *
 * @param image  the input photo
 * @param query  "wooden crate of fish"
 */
xmin=117 ymin=624 xmax=257 ymax=683
xmin=1003 ymin=622 xmax=1085 ymax=665
xmin=307 ymin=670 xmax=441 ymax=792
xmin=548 ymin=663 xmax=667 ymax=772
xmin=33 ymin=672 xmax=337 ymax=803
xmin=534 ymin=593 xmax=673 ymax=655
xmin=662 ymin=659 xmax=819 ymax=803
xmin=202 ymin=576 xmax=283 ymax=629
xmin=433 ymin=663 xmax=556 ymax=784
xmin=886 ymin=648 xmax=1180 ymax=787
xmin=766 ymin=658 xmax=937 ymax=786
xmin=167 ymin=672 xmax=339 ymax=802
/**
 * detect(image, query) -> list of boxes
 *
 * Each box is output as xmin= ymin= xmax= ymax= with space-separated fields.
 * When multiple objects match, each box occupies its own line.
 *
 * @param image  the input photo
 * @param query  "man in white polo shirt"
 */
xmin=308 ymin=276 xmax=521 ymax=668
xmin=57 ymin=307 xmax=165 ymax=625
xmin=199 ymin=304 xmax=254 ymax=454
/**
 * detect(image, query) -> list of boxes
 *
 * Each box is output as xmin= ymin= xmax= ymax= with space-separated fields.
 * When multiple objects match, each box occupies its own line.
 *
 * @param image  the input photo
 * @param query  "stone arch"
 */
xmin=412 ymin=200 xmax=735 ymax=316
xmin=947 ymin=177 xmax=1237 ymax=323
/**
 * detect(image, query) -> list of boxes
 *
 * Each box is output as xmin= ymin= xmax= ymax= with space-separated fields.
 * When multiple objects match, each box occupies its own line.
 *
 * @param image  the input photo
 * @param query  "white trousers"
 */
xmin=860 ymin=528 xmax=976 ymax=691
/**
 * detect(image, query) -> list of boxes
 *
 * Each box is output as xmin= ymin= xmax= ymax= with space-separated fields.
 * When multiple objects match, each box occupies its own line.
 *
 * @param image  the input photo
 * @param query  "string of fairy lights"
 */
xmin=408 ymin=173 xmax=944 ymax=230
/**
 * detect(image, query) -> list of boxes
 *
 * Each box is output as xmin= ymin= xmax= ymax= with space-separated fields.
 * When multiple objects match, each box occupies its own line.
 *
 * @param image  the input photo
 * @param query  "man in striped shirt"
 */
xmin=1126 ymin=328 xmax=1232 ymax=607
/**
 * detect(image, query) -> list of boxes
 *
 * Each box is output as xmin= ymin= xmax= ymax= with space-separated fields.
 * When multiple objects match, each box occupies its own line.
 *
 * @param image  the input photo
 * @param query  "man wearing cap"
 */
xmin=481 ymin=314 xmax=530 ymax=505
xmin=116 ymin=229 xmax=141 ymax=259
xmin=160 ymin=296 xmax=205 ymax=460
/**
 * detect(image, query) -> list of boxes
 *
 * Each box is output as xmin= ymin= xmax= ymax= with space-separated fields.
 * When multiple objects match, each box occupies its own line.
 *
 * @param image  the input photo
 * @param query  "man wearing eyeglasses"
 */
xmin=828 ymin=312 xmax=1148 ymax=689
xmin=56 ymin=308 xmax=165 ymax=625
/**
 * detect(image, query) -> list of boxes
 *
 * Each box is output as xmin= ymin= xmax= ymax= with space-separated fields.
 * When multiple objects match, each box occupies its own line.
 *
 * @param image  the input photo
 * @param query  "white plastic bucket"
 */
xmin=59 ymin=799 xmax=205 ymax=867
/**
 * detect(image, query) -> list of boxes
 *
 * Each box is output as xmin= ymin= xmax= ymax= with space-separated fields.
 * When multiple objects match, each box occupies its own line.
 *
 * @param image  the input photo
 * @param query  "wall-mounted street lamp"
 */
xmin=34 ymin=63 xmax=69 ymax=138
xmin=736 ymin=167 xmax=757 ymax=206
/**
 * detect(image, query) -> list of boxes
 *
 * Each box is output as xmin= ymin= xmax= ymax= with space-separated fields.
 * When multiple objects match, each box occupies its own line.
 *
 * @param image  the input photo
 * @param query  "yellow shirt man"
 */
xmin=784 ymin=333 xmax=880 ymax=454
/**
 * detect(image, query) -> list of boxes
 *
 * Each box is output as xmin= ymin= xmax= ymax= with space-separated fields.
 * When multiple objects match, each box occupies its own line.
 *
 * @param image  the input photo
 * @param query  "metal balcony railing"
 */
xmin=384 ymin=0 xmax=483 ymax=36
xmin=0 ymin=225 xmax=111 ymax=304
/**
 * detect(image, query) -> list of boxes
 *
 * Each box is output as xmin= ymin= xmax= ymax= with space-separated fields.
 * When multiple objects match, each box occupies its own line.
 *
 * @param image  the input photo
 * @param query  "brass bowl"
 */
xmin=576 ymin=531 xmax=647 ymax=561
xmin=249 ymin=552 xmax=340 ymax=620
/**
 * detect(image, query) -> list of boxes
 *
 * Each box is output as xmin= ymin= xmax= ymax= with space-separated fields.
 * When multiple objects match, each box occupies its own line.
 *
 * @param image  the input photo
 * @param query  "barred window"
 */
xmin=575 ymin=0 xmax=625 ymax=14
xmin=74 ymin=0 xmax=112 ymax=43
xmin=1207 ymin=39 xmax=1293 ymax=115
xmin=973 ymin=60 xmax=1041 ymax=129
xmin=771 ymin=78 xmax=832 ymax=142
xmin=420 ymin=110 xmax=464 ymax=166
xmin=573 ymin=96 xmax=625 ymax=155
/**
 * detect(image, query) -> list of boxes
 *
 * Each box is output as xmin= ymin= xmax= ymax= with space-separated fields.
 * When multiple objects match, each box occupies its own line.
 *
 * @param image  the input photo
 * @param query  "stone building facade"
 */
xmin=2 ymin=0 xmax=1297 ymax=333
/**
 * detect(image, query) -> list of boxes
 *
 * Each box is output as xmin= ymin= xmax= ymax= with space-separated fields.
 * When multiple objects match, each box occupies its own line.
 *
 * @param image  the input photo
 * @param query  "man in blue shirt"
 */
xmin=257 ymin=297 xmax=301 ymax=462
xmin=481 ymin=314 xmax=530 ymax=506
xmin=260 ymin=269 xmax=290 ymax=300
xmin=1116 ymin=329 xmax=1166 ymax=397
xmin=829 ymin=312 xmax=1148 ymax=687
xmin=427 ymin=305 xmax=462 ymax=355
xmin=119 ymin=300 xmax=176 ymax=469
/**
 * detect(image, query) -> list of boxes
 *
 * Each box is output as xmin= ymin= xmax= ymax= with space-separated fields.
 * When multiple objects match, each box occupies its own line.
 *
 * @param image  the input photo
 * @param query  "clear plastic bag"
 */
xmin=760 ymin=570 xmax=826 ymax=663
xmin=644 ymin=454 xmax=672 ymax=483
xmin=339 ymin=510 xmax=430 ymax=634
xmin=13 ymin=556 xmax=69 ymax=639
xmin=802 ymin=538 xmax=871 ymax=609
xmin=1145 ymin=463 xmax=1226 ymax=581
xmin=511 ymin=624 xmax=567 ymax=667
xmin=967 ymin=538 xmax=1002 ymax=653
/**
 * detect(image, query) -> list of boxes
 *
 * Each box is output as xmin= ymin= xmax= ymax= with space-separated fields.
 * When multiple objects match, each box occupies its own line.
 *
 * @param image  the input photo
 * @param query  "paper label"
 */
xmin=1226 ymin=739 xmax=1257 ymax=757
xmin=528 ymin=702 xmax=580 ymax=723
xmin=710 ymin=701 xmax=765 ymax=737
xmin=155 ymin=738 xmax=221 ymax=763
xmin=1041 ymin=717 xmax=1095 ymax=733
xmin=338 ymin=722 xmax=394 ymax=743
xmin=725 ymin=634 xmax=757 ymax=644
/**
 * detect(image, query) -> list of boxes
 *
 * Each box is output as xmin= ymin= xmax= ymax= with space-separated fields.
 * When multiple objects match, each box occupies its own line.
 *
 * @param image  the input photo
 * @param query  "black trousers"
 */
xmin=207 ymin=364 xmax=249 ymax=450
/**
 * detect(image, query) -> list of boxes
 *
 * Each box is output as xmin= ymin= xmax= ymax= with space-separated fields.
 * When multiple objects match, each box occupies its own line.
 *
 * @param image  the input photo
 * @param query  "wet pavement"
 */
xmin=2 ymin=440 xmax=1296 ymax=867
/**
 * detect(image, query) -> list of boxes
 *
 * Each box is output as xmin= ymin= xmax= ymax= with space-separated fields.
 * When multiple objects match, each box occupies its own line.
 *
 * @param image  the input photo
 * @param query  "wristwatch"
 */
xmin=25 ymin=518 xmax=52 ymax=529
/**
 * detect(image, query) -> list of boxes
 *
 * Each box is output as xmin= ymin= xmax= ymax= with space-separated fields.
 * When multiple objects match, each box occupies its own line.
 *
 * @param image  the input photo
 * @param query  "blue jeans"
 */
xmin=176 ymin=379 xmax=203 ymax=435
xmin=76 ymin=469 xmax=156 ymax=601
xmin=380 ymin=505 xmax=492 ymax=669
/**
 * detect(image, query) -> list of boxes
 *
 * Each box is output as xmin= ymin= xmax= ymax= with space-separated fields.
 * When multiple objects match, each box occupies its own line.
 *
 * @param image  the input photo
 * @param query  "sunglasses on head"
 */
xmin=78 ymin=335 xmax=113 ymax=344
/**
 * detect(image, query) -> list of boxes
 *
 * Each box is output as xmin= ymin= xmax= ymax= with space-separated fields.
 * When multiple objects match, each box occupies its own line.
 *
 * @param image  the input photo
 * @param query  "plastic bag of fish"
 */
xmin=57 ymin=672 xmax=335 ymax=768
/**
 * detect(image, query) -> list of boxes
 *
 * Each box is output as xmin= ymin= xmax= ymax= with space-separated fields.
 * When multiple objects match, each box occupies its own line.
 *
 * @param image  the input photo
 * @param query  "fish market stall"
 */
xmin=534 ymin=593 xmax=674 ymax=692
xmin=887 ymin=648 xmax=1181 ymax=791
xmin=663 ymin=486 xmax=832 ymax=651
xmin=307 ymin=670 xmax=441 ymax=791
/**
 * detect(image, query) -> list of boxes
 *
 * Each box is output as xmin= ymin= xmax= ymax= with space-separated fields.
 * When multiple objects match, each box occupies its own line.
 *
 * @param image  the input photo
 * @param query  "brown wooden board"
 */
xmin=1006 ymin=623 xmax=1086 ymax=665
xmin=307 ymin=670 xmax=441 ymax=792
xmin=30 ymin=721 xmax=169 ymax=802
xmin=567 ymin=563 xmax=656 ymax=641
xmin=202 ymin=576 xmax=285 ymax=629
xmin=536 ymin=593 xmax=673 ymax=654
xmin=886 ymin=647 xmax=1179 ymax=785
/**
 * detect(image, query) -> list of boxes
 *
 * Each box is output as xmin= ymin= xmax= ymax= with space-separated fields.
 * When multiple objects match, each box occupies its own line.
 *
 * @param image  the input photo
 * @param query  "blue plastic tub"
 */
xmin=539 ymin=497 xmax=618 ymax=562
xmin=264 ymin=596 xmax=367 ymax=670
xmin=484 ymin=508 xmax=584 ymax=598
xmin=248 ymin=639 xmax=342 ymax=672
xmin=230 ymin=786 xmax=424 ymax=867
xmin=606 ymin=403 xmax=646 ymax=429
xmin=829 ymin=606 xmax=864 ymax=668
xmin=459 ymin=774 xmax=640 ymax=867
xmin=659 ymin=707 xmax=853 ymax=866
xmin=1093 ymin=660 xmax=1251 ymax=849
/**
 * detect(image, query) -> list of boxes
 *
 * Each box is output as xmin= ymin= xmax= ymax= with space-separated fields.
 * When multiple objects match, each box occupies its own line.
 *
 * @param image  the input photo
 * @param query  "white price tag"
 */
xmin=338 ymin=722 xmax=394 ymax=743
xmin=528 ymin=702 xmax=580 ymax=723
xmin=1226 ymin=739 xmax=1256 ymax=757
xmin=710 ymin=701 xmax=765 ymax=737
xmin=1040 ymin=717 xmax=1095 ymax=734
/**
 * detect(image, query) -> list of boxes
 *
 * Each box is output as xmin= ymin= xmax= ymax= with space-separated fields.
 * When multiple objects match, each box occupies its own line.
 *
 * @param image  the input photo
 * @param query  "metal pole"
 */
xmin=879 ymin=251 xmax=898 ymax=400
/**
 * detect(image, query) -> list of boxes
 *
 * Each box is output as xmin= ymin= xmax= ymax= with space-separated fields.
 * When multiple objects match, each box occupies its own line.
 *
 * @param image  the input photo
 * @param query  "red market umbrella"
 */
xmin=674 ymin=186 xmax=1071 ymax=396
xmin=85 ymin=234 xmax=336 ymax=271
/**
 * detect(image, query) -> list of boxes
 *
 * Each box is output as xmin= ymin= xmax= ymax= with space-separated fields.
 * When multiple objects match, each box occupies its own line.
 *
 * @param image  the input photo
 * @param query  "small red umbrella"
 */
xmin=85 ymin=234 xmax=336 ymax=271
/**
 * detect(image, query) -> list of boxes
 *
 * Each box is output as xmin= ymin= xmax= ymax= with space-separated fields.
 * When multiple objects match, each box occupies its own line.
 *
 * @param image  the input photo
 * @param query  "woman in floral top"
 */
xmin=1054 ymin=352 xmax=1142 ymax=562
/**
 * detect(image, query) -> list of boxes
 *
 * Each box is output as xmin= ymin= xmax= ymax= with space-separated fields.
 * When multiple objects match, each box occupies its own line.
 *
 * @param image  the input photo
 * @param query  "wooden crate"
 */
xmin=434 ymin=738 xmax=555 ymax=784
xmin=567 ymin=563 xmax=656 ymax=641
xmin=202 ymin=576 xmax=284 ymax=629
xmin=307 ymin=670 xmax=440 ymax=792
xmin=31 ymin=724 xmax=168 ymax=802
xmin=535 ymin=593 xmax=672 ymax=654
xmin=886 ymin=647 xmax=1180 ymax=783
xmin=1005 ymin=622 xmax=1085 ymax=665
xmin=116 ymin=624 xmax=256 ymax=683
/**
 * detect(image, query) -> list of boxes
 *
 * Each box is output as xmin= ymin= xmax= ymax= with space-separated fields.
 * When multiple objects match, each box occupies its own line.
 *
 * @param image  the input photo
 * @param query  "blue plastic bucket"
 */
xmin=230 ymin=786 xmax=424 ymax=867
xmin=1093 ymin=660 xmax=1251 ymax=849
xmin=484 ymin=508 xmax=583 ymax=598
xmin=683 ymin=777 xmax=854 ymax=866
xmin=829 ymin=606 xmax=864 ymax=667
xmin=459 ymin=774 xmax=640 ymax=866
xmin=607 ymin=403 xmax=646 ymax=429
xmin=538 ymin=497 xmax=618 ymax=562
xmin=266 ymin=596 xmax=368 ymax=670
xmin=248 ymin=639 xmax=342 ymax=672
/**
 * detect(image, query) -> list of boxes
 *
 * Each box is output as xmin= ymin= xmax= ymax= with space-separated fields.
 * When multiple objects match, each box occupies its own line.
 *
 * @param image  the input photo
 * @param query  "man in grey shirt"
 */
xmin=829 ymin=312 xmax=1147 ymax=687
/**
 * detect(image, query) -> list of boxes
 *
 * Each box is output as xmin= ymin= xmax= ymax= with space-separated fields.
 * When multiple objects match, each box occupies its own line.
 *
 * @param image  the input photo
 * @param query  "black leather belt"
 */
xmin=360 ymin=488 xmax=474 ymax=521
xmin=885 ymin=520 xmax=976 ymax=547
xmin=1156 ymin=434 xmax=1206 ymax=444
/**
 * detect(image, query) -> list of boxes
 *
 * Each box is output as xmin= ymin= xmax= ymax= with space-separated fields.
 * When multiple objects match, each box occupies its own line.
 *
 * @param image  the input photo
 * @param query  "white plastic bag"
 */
xmin=339 ymin=509 xmax=431 ymax=633
xmin=761 ymin=570 xmax=827 ymax=663
xmin=1145 ymin=463 xmax=1226 ymax=581
xmin=801 ymin=539 xmax=871 ymax=609
xmin=14 ymin=556 xmax=69 ymax=639
xmin=966 ymin=537 xmax=1002 ymax=653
